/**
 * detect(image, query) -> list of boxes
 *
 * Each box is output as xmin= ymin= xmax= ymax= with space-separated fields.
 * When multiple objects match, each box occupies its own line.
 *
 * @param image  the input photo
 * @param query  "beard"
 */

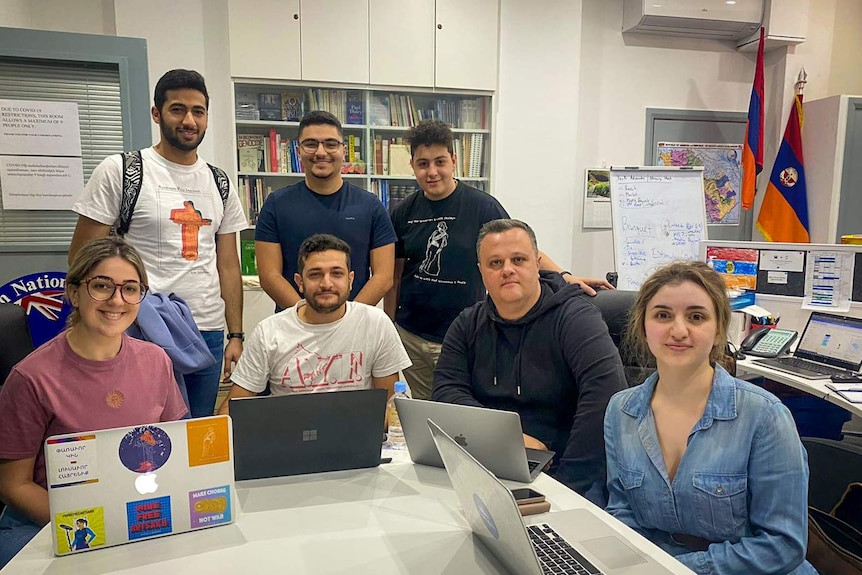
xmin=161 ymin=123 xmax=205 ymax=152
xmin=305 ymin=290 xmax=348 ymax=315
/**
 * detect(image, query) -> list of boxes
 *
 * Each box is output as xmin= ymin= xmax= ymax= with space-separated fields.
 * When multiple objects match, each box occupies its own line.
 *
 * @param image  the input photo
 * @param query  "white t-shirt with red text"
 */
xmin=230 ymin=301 xmax=411 ymax=395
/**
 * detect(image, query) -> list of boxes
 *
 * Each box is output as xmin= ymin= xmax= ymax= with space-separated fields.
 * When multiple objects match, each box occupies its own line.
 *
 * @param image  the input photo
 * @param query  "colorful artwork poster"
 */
xmin=706 ymin=247 xmax=759 ymax=291
xmin=118 ymin=425 xmax=172 ymax=474
xmin=127 ymin=496 xmax=173 ymax=540
xmin=186 ymin=418 xmax=231 ymax=467
xmin=55 ymin=507 xmax=106 ymax=554
xmin=189 ymin=485 xmax=231 ymax=528
xmin=657 ymin=142 xmax=743 ymax=225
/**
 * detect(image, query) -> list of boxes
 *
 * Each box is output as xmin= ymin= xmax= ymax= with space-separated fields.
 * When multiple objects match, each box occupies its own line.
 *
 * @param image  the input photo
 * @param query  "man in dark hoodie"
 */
xmin=432 ymin=219 xmax=627 ymax=505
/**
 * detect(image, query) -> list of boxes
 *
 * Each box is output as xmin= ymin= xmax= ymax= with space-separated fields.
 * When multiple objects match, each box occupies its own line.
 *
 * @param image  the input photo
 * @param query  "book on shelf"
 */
xmin=281 ymin=91 xmax=304 ymax=122
xmin=468 ymin=133 xmax=484 ymax=178
xmin=237 ymin=134 xmax=264 ymax=173
xmin=388 ymin=144 xmax=412 ymax=176
xmin=235 ymin=91 xmax=259 ymax=120
xmin=369 ymin=95 xmax=390 ymax=126
xmin=258 ymin=92 xmax=282 ymax=121
xmin=240 ymin=240 xmax=257 ymax=276
xmin=346 ymin=91 xmax=363 ymax=124
xmin=269 ymin=129 xmax=279 ymax=173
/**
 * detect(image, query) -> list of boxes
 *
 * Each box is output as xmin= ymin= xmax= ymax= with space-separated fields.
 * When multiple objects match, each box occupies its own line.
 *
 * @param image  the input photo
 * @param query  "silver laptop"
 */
xmin=46 ymin=415 xmax=235 ymax=556
xmin=428 ymin=419 xmax=675 ymax=575
xmin=396 ymin=398 xmax=554 ymax=483
xmin=753 ymin=312 xmax=862 ymax=379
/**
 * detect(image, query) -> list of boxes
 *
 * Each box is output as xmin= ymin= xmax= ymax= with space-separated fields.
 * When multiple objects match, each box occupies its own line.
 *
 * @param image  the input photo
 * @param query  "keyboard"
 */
xmin=528 ymin=524 xmax=603 ymax=575
xmin=760 ymin=356 xmax=850 ymax=377
xmin=528 ymin=459 xmax=540 ymax=472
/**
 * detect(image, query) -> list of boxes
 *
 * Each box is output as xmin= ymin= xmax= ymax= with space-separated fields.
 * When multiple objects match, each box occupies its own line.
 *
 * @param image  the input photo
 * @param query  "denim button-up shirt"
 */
xmin=604 ymin=365 xmax=818 ymax=575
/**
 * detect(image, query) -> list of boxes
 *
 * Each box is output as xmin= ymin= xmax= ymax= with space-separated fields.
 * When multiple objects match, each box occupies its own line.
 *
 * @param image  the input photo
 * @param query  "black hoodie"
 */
xmin=433 ymin=272 xmax=627 ymax=503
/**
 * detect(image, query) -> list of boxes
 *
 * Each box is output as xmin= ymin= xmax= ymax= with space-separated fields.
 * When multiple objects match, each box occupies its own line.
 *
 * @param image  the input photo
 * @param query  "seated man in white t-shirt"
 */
xmin=217 ymin=234 xmax=411 ymax=414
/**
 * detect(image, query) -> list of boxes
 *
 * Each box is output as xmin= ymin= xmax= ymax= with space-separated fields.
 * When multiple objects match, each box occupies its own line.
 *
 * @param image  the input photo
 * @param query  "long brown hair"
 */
xmin=624 ymin=261 xmax=732 ymax=370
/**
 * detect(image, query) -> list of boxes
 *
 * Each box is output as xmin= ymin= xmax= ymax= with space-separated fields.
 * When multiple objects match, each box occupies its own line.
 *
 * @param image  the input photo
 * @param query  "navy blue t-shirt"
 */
xmin=390 ymin=182 xmax=508 ymax=342
xmin=255 ymin=181 xmax=396 ymax=302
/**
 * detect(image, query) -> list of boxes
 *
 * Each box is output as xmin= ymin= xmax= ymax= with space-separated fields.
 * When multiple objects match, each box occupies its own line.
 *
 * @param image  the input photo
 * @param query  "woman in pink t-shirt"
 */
xmin=0 ymin=237 xmax=187 ymax=567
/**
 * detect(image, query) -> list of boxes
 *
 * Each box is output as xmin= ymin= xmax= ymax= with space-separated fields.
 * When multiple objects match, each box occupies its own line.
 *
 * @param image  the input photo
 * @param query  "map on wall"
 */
xmin=656 ymin=142 xmax=742 ymax=225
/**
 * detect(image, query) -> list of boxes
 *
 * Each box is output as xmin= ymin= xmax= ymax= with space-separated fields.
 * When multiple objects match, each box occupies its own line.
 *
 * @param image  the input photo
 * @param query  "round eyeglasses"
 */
xmin=82 ymin=276 xmax=149 ymax=304
xmin=299 ymin=138 xmax=344 ymax=153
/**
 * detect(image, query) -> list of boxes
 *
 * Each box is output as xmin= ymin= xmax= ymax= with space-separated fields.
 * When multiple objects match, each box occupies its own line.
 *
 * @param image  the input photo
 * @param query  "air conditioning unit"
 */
xmin=622 ymin=0 xmax=763 ymax=40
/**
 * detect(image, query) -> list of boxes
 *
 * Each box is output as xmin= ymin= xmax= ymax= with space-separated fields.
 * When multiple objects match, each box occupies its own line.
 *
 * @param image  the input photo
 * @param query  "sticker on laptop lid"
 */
xmin=186 ymin=417 xmax=230 ymax=467
xmin=127 ymin=495 xmax=173 ymax=540
xmin=118 ymin=425 xmax=172 ymax=473
xmin=189 ymin=484 xmax=231 ymax=528
xmin=55 ymin=506 xmax=105 ymax=554
xmin=45 ymin=434 xmax=99 ymax=488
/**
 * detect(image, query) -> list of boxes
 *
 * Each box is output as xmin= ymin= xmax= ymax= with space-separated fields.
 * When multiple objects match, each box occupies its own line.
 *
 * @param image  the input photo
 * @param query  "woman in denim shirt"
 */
xmin=604 ymin=261 xmax=817 ymax=575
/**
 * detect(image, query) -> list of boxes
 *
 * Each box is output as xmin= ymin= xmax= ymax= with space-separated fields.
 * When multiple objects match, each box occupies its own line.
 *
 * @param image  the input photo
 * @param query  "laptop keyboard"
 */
xmin=768 ymin=356 xmax=849 ymax=377
xmin=528 ymin=524 xmax=603 ymax=575
xmin=528 ymin=459 xmax=540 ymax=472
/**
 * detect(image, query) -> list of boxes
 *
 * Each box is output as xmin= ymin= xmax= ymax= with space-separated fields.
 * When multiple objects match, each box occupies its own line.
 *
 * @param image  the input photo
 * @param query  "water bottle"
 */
xmin=385 ymin=381 xmax=409 ymax=449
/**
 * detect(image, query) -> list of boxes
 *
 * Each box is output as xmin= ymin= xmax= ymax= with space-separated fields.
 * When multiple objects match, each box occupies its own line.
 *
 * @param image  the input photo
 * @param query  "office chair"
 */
xmin=591 ymin=290 xmax=654 ymax=387
xmin=0 ymin=303 xmax=35 ymax=386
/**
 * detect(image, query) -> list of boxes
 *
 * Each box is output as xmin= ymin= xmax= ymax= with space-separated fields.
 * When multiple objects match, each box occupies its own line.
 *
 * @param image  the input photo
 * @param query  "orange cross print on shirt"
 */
xmin=170 ymin=201 xmax=212 ymax=261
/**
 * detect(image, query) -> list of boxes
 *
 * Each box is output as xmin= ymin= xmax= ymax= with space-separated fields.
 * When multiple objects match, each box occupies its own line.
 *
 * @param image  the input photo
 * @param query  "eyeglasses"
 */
xmin=299 ymin=139 xmax=343 ymax=153
xmin=82 ymin=276 xmax=149 ymax=304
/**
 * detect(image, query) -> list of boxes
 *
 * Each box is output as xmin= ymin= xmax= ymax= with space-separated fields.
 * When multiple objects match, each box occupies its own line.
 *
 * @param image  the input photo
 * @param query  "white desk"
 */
xmin=737 ymin=358 xmax=862 ymax=418
xmin=4 ymin=452 xmax=693 ymax=574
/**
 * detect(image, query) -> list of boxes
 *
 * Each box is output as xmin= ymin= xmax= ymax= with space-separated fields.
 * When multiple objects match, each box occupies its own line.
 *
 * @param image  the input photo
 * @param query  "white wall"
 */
xmin=494 ymin=0 xmax=582 ymax=269
xmin=828 ymin=0 xmax=862 ymax=96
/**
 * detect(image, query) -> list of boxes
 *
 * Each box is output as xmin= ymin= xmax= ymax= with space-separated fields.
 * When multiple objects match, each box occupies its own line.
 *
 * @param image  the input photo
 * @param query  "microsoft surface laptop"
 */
xmin=46 ymin=415 xmax=235 ymax=556
xmin=428 ymin=419 xmax=675 ymax=575
xmin=230 ymin=388 xmax=387 ymax=480
xmin=753 ymin=312 xmax=862 ymax=379
xmin=396 ymin=398 xmax=554 ymax=483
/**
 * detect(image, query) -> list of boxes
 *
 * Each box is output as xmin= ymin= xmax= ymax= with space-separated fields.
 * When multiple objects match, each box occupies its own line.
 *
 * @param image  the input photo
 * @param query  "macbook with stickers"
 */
xmin=428 ymin=418 xmax=676 ymax=575
xmin=396 ymin=398 xmax=554 ymax=483
xmin=45 ymin=415 xmax=235 ymax=556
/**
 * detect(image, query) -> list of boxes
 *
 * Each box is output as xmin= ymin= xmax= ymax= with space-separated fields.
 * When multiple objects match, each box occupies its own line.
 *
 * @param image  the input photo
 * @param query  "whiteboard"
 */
xmin=610 ymin=167 xmax=707 ymax=290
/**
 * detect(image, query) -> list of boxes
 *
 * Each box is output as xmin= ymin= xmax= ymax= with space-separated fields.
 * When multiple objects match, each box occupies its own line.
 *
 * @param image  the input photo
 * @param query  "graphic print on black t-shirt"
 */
xmin=419 ymin=221 xmax=449 ymax=277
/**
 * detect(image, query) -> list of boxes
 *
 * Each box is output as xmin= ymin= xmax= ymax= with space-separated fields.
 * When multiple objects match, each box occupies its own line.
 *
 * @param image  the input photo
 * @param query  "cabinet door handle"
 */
xmin=293 ymin=13 xmax=299 ymax=20
xmin=437 ymin=23 xmax=442 ymax=30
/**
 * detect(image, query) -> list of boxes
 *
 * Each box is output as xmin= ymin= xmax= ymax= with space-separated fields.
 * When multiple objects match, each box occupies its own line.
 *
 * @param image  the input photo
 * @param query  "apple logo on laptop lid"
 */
xmin=454 ymin=434 xmax=468 ymax=447
xmin=135 ymin=472 xmax=159 ymax=495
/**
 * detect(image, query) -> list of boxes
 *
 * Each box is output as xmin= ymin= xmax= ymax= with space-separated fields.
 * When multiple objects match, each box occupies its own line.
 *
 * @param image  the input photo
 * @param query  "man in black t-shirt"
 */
xmin=384 ymin=121 xmax=611 ymax=400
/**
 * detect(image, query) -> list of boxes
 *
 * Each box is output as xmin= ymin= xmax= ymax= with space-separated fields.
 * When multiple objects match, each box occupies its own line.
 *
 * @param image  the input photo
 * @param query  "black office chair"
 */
xmin=0 ymin=303 xmax=35 ymax=386
xmin=591 ymin=290 xmax=654 ymax=387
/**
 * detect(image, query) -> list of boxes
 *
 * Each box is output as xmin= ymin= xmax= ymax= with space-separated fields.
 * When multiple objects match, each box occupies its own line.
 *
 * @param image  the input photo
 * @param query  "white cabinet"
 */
xmin=301 ymin=0 xmax=370 ymax=84
xmin=228 ymin=0 xmax=301 ymax=80
xmin=369 ymin=0 xmax=435 ymax=87
xmin=435 ymin=0 xmax=499 ymax=91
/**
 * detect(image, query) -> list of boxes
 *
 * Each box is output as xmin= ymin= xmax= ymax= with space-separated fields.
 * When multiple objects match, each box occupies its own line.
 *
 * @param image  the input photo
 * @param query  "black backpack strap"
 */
xmin=207 ymin=163 xmax=230 ymax=209
xmin=118 ymin=150 xmax=144 ymax=235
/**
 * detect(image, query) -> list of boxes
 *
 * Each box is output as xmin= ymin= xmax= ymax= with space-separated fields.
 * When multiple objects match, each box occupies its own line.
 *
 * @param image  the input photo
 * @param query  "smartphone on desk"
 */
xmin=512 ymin=488 xmax=545 ymax=505
xmin=740 ymin=327 xmax=798 ymax=358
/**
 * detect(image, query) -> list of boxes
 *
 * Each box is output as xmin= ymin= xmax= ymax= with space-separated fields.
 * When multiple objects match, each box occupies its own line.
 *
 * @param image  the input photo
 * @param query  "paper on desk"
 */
xmin=739 ymin=304 xmax=774 ymax=319
xmin=802 ymin=251 xmax=854 ymax=313
xmin=830 ymin=389 xmax=862 ymax=403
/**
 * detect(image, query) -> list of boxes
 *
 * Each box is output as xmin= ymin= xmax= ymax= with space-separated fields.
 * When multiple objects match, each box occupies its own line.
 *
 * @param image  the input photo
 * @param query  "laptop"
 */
xmin=753 ymin=312 xmax=862 ymax=379
xmin=230 ymin=388 xmax=387 ymax=480
xmin=396 ymin=398 xmax=554 ymax=483
xmin=45 ymin=415 xmax=235 ymax=556
xmin=428 ymin=419 xmax=676 ymax=575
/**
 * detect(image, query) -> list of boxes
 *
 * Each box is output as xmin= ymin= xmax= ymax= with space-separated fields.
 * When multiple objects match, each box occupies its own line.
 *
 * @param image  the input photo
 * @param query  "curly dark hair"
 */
xmin=405 ymin=119 xmax=454 ymax=156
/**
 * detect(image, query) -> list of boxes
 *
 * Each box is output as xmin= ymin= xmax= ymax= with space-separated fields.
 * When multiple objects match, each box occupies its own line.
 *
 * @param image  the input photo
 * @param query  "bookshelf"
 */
xmin=232 ymin=82 xmax=493 ymax=230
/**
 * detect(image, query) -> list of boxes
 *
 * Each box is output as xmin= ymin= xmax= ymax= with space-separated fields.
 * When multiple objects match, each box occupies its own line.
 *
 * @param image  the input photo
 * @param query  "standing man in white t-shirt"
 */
xmin=217 ymin=234 xmax=411 ymax=414
xmin=69 ymin=69 xmax=248 ymax=417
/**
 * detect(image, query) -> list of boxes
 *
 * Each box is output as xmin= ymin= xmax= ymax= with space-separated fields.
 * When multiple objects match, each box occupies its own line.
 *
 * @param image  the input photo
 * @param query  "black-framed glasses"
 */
xmin=82 ymin=276 xmax=149 ymax=304
xmin=299 ymin=138 xmax=343 ymax=153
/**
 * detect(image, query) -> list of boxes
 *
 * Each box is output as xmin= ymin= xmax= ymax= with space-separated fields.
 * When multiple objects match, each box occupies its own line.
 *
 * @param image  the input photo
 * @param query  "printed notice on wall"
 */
xmin=0 ymin=99 xmax=83 ymax=210
xmin=583 ymin=169 xmax=612 ymax=229
xmin=802 ymin=251 xmax=855 ymax=313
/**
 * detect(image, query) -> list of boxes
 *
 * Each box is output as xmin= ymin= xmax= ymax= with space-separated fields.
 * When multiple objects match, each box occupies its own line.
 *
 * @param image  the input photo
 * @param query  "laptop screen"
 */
xmin=795 ymin=312 xmax=862 ymax=371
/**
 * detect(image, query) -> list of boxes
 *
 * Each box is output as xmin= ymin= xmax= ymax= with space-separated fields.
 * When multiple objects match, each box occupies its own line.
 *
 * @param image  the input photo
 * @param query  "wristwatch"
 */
xmin=227 ymin=332 xmax=245 ymax=342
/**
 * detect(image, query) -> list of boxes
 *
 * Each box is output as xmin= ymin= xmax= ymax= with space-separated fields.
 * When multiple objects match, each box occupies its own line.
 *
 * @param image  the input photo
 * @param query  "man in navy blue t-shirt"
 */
xmin=256 ymin=111 xmax=396 ymax=310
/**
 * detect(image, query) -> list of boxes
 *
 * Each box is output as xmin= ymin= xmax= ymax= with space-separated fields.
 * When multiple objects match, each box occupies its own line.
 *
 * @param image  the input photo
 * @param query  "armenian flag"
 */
xmin=756 ymin=93 xmax=810 ymax=242
xmin=741 ymin=27 xmax=764 ymax=211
